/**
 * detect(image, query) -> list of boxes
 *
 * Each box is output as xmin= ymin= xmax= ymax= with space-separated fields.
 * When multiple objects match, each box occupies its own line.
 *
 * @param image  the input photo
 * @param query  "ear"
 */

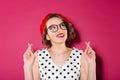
xmin=46 ymin=34 xmax=50 ymax=40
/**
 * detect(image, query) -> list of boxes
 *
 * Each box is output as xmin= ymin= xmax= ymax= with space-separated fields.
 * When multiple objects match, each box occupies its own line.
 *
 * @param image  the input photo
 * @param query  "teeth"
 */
xmin=57 ymin=33 xmax=64 ymax=37
xmin=58 ymin=34 xmax=63 ymax=36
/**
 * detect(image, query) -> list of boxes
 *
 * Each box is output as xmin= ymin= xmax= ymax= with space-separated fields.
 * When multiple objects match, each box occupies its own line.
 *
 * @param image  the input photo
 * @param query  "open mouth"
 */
xmin=56 ymin=33 xmax=65 ymax=38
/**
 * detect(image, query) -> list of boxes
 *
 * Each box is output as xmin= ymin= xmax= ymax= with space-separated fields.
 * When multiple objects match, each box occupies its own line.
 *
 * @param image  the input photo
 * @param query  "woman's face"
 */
xmin=46 ymin=17 xmax=67 ymax=45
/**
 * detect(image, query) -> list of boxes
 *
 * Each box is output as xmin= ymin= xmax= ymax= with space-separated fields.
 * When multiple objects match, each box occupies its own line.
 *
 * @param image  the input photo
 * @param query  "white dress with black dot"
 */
xmin=37 ymin=47 xmax=82 ymax=80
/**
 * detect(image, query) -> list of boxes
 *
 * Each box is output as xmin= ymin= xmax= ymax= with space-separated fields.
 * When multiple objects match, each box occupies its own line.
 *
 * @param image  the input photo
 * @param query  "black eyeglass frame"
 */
xmin=47 ymin=22 xmax=68 ymax=33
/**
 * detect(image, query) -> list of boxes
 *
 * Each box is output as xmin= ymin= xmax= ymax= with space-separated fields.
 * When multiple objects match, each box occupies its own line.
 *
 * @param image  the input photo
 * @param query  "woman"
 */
xmin=23 ymin=13 xmax=96 ymax=80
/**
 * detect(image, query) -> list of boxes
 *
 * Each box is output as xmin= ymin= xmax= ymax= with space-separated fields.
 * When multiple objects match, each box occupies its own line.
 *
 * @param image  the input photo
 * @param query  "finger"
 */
xmin=28 ymin=43 xmax=33 ymax=50
xmin=24 ymin=43 xmax=33 ymax=55
xmin=27 ymin=43 xmax=33 ymax=52
xmin=88 ymin=48 xmax=92 ymax=55
xmin=88 ymin=48 xmax=96 ymax=57
xmin=86 ymin=41 xmax=93 ymax=55
xmin=84 ymin=41 xmax=90 ymax=53
xmin=86 ymin=41 xmax=91 ymax=48
xmin=87 ymin=42 xmax=94 ymax=54
xmin=28 ymin=43 xmax=34 ymax=55
xmin=89 ymin=50 xmax=95 ymax=59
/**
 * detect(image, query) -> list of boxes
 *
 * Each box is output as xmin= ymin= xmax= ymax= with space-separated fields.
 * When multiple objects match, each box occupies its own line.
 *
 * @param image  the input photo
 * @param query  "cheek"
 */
xmin=65 ymin=30 xmax=68 ymax=36
xmin=47 ymin=32 xmax=56 ymax=39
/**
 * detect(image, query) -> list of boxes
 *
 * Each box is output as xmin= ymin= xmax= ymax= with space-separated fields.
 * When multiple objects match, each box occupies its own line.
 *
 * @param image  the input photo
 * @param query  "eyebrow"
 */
xmin=49 ymin=22 xmax=64 ymax=26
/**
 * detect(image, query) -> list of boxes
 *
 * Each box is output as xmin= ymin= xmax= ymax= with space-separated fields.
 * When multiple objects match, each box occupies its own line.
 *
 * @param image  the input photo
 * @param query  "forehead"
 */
xmin=46 ymin=17 xmax=63 ymax=27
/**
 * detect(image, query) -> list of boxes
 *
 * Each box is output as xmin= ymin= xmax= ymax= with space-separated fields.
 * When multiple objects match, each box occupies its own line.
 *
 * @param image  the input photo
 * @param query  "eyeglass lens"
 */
xmin=47 ymin=22 xmax=67 ymax=32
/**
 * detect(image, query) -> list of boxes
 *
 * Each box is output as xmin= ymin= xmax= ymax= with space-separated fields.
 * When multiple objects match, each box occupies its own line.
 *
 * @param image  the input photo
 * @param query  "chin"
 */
xmin=52 ymin=39 xmax=66 ymax=44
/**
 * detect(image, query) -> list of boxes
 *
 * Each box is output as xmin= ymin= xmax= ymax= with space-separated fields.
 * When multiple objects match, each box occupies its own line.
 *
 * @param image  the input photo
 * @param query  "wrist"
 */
xmin=88 ymin=60 xmax=96 ymax=65
xmin=88 ymin=62 xmax=96 ymax=68
xmin=24 ymin=65 xmax=33 ymax=80
xmin=24 ymin=64 xmax=33 ymax=70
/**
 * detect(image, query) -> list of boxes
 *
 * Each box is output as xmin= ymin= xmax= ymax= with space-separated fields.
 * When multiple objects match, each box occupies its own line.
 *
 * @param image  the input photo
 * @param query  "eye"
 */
xmin=60 ymin=22 xmax=67 ymax=30
xmin=48 ymin=25 xmax=57 ymax=30
xmin=60 ymin=22 xmax=66 ymax=26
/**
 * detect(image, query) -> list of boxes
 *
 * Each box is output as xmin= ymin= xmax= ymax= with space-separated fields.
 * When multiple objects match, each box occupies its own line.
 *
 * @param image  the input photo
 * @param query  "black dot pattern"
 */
xmin=37 ymin=48 xmax=82 ymax=80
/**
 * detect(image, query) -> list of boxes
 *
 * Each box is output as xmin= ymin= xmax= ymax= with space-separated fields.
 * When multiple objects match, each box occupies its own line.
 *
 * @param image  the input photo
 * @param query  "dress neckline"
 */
xmin=45 ymin=48 xmax=74 ymax=69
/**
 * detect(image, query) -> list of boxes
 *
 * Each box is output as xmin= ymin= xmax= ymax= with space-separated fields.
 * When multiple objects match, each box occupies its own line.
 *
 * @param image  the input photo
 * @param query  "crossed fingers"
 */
xmin=85 ymin=41 xmax=95 ymax=56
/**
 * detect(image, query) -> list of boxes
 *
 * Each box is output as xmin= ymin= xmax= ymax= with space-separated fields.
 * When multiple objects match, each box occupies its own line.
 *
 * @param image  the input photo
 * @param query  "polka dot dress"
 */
xmin=37 ymin=47 xmax=82 ymax=80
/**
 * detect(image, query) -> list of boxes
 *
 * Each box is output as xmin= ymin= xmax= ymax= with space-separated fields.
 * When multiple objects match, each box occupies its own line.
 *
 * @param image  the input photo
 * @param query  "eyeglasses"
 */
xmin=47 ymin=22 xmax=67 ymax=33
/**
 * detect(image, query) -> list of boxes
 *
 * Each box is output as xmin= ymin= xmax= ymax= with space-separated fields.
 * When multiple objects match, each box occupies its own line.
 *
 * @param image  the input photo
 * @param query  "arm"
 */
xmin=88 ymin=60 xmax=96 ymax=80
xmin=23 ymin=43 xmax=34 ymax=80
xmin=84 ymin=42 xmax=96 ymax=80
xmin=80 ymin=54 xmax=88 ymax=80
xmin=23 ymin=51 xmax=40 ymax=80
xmin=24 ymin=64 xmax=33 ymax=80
xmin=32 ymin=52 xmax=40 ymax=80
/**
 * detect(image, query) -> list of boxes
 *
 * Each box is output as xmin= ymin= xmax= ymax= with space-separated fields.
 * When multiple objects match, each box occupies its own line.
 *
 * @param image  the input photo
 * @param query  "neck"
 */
xmin=49 ymin=43 xmax=68 ymax=55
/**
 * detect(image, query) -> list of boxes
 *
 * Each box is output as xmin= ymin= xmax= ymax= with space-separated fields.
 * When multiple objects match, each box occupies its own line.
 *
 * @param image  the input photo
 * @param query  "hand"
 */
xmin=23 ymin=43 xmax=35 ymax=68
xmin=84 ymin=41 xmax=96 ymax=65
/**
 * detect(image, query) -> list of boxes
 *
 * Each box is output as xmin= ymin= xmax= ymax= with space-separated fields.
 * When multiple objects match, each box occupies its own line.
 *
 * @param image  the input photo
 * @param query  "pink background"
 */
xmin=0 ymin=0 xmax=120 ymax=80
